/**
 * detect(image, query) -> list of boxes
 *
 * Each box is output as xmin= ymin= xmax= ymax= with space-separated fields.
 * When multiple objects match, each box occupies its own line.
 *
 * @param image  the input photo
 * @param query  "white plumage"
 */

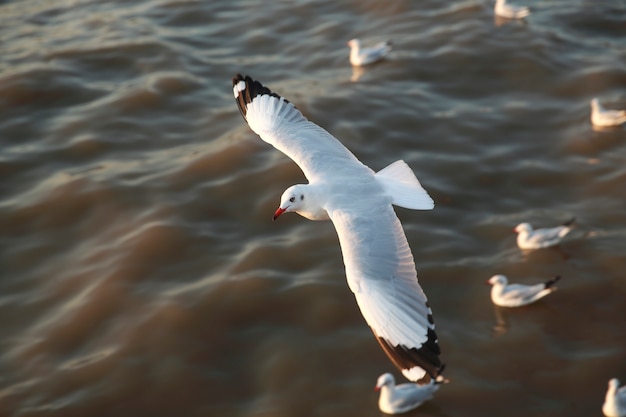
xmin=514 ymin=219 xmax=574 ymax=250
xmin=591 ymin=98 xmax=626 ymax=127
xmin=232 ymin=74 xmax=444 ymax=383
xmin=347 ymin=38 xmax=392 ymax=66
xmin=486 ymin=274 xmax=560 ymax=307
xmin=375 ymin=373 xmax=441 ymax=415
xmin=604 ymin=378 xmax=626 ymax=417
xmin=494 ymin=0 xmax=530 ymax=19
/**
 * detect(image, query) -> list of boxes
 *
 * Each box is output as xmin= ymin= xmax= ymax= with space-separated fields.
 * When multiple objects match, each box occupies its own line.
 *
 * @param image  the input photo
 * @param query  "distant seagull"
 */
xmin=603 ymin=378 xmax=626 ymax=417
xmin=494 ymin=0 xmax=530 ymax=19
xmin=375 ymin=373 xmax=442 ymax=415
xmin=514 ymin=218 xmax=575 ymax=250
xmin=591 ymin=98 xmax=626 ymax=127
xmin=347 ymin=38 xmax=392 ymax=66
xmin=486 ymin=274 xmax=560 ymax=307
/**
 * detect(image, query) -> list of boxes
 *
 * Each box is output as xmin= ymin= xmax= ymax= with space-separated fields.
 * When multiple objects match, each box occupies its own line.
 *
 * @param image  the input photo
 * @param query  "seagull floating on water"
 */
xmin=494 ymin=0 xmax=530 ymax=19
xmin=591 ymin=98 xmax=626 ymax=127
xmin=375 ymin=372 xmax=442 ymax=415
xmin=603 ymin=378 xmax=626 ymax=417
xmin=486 ymin=274 xmax=560 ymax=307
xmin=347 ymin=38 xmax=392 ymax=66
xmin=514 ymin=218 xmax=575 ymax=250
xmin=232 ymin=74 xmax=444 ymax=383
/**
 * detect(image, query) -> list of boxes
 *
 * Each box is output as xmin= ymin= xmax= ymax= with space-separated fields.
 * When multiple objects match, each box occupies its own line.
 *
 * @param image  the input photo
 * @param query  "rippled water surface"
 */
xmin=1 ymin=0 xmax=626 ymax=416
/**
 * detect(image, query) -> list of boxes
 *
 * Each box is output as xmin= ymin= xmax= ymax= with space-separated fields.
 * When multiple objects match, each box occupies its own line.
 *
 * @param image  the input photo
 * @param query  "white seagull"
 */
xmin=603 ymin=378 xmax=626 ymax=417
xmin=232 ymin=74 xmax=444 ymax=383
xmin=494 ymin=0 xmax=530 ymax=19
xmin=514 ymin=218 xmax=575 ymax=250
xmin=486 ymin=274 xmax=560 ymax=307
xmin=591 ymin=98 xmax=626 ymax=127
xmin=375 ymin=372 xmax=441 ymax=415
xmin=347 ymin=38 xmax=392 ymax=67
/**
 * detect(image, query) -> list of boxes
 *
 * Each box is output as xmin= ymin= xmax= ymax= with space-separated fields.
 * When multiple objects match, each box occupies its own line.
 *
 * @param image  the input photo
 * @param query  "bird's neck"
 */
xmin=606 ymin=385 xmax=616 ymax=401
xmin=491 ymin=284 xmax=506 ymax=297
xmin=296 ymin=184 xmax=330 ymax=221
xmin=603 ymin=389 xmax=617 ymax=416
xmin=350 ymin=44 xmax=360 ymax=59
xmin=378 ymin=386 xmax=393 ymax=402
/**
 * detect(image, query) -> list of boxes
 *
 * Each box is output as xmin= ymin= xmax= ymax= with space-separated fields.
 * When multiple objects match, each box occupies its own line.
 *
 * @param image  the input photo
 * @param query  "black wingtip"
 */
xmin=232 ymin=74 xmax=288 ymax=121
xmin=232 ymin=74 xmax=253 ymax=120
xmin=374 ymin=326 xmax=444 ymax=384
xmin=232 ymin=73 xmax=244 ymax=85
xmin=562 ymin=217 xmax=576 ymax=227
xmin=545 ymin=275 xmax=561 ymax=289
xmin=434 ymin=364 xmax=450 ymax=384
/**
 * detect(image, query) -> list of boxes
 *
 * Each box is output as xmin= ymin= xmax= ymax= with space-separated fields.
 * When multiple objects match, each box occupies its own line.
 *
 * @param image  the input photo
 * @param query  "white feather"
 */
xmin=376 ymin=160 xmax=435 ymax=210
xmin=233 ymin=74 xmax=443 ymax=382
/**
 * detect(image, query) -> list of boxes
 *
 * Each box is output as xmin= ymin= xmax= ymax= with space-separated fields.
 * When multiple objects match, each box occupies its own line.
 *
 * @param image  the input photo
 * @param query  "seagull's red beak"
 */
xmin=273 ymin=207 xmax=286 ymax=221
xmin=485 ymin=280 xmax=492 ymax=286
xmin=374 ymin=386 xmax=381 ymax=392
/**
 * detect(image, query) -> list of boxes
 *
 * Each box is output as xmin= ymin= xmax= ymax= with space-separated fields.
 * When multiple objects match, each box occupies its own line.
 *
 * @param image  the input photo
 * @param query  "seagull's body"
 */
xmin=494 ymin=0 xmax=530 ymax=19
xmin=603 ymin=378 xmax=626 ymax=417
xmin=375 ymin=373 xmax=440 ymax=415
xmin=486 ymin=274 xmax=560 ymax=307
xmin=591 ymin=98 xmax=626 ymax=127
xmin=348 ymin=38 xmax=392 ymax=66
xmin=514 ymin=219 xmax=575 ymax=250
xmin=232 ymin=74 xmax=444 ymax=383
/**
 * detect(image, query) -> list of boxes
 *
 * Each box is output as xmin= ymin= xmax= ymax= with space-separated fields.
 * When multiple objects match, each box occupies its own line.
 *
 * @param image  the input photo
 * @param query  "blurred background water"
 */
xmin=1 ymin=0 xmax=625 ymax=416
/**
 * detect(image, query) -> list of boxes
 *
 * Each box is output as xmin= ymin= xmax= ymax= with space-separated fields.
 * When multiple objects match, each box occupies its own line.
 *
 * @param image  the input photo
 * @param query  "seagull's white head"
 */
xmin=375 ymin=373 xmax=395 ymax=391
xmin=608 ymin=378 xmax=620 ymax=391
xmin=514 ymin=222 xmax=532 ymax=234
xmin=274 ymin=184 xmax=328 ymax=221
xmin=591 ymin=98 xmax=600 ymax=110
xmin=347 ymin=38 xmax=360 ymax=49
xmin=486 ymin=274 xmax=508 ymax=287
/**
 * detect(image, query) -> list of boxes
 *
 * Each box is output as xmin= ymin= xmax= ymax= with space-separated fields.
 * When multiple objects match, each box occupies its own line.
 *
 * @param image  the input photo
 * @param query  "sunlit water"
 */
xmin=1 ymin=1 xmax=625 ymax=416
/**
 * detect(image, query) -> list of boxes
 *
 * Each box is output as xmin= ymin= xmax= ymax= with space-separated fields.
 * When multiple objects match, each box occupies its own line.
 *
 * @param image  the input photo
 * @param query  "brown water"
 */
xmin=1 ymin=0 xmax=626 ymax=416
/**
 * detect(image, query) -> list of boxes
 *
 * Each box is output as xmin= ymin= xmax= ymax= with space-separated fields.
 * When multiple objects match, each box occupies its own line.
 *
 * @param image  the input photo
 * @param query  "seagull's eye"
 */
xmin=300 ymin=195 xmax=304 ymax=201
xmin=289 ymin=197 xmax=295 ymax=203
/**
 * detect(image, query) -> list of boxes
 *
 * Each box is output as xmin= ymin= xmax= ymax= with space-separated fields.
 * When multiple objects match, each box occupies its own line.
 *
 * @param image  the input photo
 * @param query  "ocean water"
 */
xmin=1 ymin=0 xmax=625 ymax=416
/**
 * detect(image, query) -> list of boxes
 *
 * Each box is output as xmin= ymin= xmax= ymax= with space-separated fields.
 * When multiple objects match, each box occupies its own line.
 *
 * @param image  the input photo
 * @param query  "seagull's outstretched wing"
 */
xmin=232 ymin=74 xmax=371 ymax=183
xmin=329 ymin=204 xmax=443 ymax=383
xmin=232 ymin=73 xmax=443 ymax=382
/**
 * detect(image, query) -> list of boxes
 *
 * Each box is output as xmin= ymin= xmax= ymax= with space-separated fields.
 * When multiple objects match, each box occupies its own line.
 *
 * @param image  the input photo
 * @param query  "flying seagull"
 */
xmin=232 ymin=74 xmax=444 ymax=383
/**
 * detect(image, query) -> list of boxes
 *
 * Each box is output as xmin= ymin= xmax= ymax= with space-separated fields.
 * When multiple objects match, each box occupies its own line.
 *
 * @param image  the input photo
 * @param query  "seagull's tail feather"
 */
xmin=544 ymin=275 xmax=561 ymax=290
xmin=376 ymin=160 xmax=434 ymax=210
